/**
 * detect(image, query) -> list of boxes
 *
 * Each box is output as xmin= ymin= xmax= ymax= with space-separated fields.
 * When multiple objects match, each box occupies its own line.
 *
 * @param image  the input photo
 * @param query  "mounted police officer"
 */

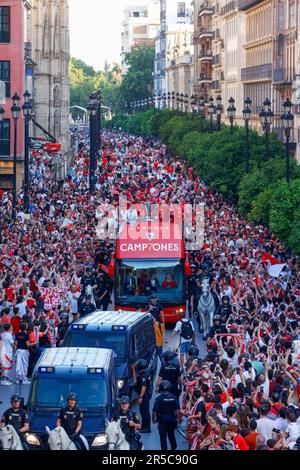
xmin=152 ymin=380 xmax=180 ymax=451
xmin=117 ymin=396 xmax=142 ymax=450
xmin=157 ymin=350 xmax=181 ymax=400
xmin=1 ymin=395 xmax=29 ymax=445
xmin=132 ymin=359 xmax=152 ymax=433
xmin=57 ymin=392 xmax=85 ymax=450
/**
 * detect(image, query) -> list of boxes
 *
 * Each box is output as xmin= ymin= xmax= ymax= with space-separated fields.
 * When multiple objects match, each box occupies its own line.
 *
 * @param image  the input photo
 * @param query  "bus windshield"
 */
xmin=30 ymin=376 xmax=107 ymax=410
xmin=115 ymin=259 xmax=185 ymax=305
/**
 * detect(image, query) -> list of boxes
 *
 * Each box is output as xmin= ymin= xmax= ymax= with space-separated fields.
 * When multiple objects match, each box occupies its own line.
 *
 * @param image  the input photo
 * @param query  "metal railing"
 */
xmin=241 ymin=63 xmax=272 ymax=81
xmin=212 ymin=54 xmax=221 ymax=65
xmin=221 ymin=0 xmax=237 ymax=16
xmin=273 ymin=68 xmax=296 ymax=83
xmin=238 ymin=0 xmax=264 ymax=10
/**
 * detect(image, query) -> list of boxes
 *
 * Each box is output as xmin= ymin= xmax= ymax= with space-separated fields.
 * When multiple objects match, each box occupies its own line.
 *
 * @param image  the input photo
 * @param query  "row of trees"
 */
xmin=70 ymin=46 xmax=155 ymax=117
xmin=105 ymin=109 xmax=300 ymax=255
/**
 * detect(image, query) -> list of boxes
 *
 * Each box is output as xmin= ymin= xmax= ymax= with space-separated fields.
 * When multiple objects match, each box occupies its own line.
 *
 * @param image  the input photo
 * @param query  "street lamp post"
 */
xmin=216 ymin=94 xmax=222 ymax=131
xmin=242 ymin=97 xmax=252 ymax=173
xmin=171 ymin=91 xmax=175 ymax=110
xmin=199 ymin=97 xmax=205 ymax=132
xmin=87 ymin=95 xmax=97 ymax=194
xmin=281 ymin=98 xmax=294 ymax=184
xmin=259 ymin=98 xmax=274 ymax=161
xmin=180 ymin=93 xmax=184 ymax=112
xmin=22 ymin=90 xmax=31 ymax=211
xmin=227 ymin=97 xmax=236 ymax=134
xmin=11 ymin=93 xmax=21 ymax=220
xmin=208 ymin=96 xmax=215 ymax=132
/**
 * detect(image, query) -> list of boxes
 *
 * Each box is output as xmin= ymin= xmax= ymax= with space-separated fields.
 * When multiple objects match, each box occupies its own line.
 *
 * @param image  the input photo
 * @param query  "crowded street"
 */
xmin=0 ymin=130 xmax=300 ymax=451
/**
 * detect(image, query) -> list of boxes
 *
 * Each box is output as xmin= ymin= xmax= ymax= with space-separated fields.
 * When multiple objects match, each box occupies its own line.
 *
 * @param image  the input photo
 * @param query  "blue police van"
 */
xmin=62 ymin=311 xmax=158 ymax=397
xmin=25 ymin=347 xmax=117 ymax=449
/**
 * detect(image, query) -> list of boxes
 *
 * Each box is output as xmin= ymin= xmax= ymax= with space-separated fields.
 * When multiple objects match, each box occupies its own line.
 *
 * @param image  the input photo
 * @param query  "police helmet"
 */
xmin=67 ymin=392 xmax=78 ymax=402
xmin=214 ymin=315 xmax=222 ymax=322
xmin=222 ymin=295 xmax=230 ymax=303
xmin=162 ymin=350 xmax=175 ymax=362
xmin=136 ymin=359 xmax=148 ymax=370
xmin=159 ymin=380 xmax=172 ymax=393
xmin=60 ymin=312 xmax=69 ymax=321
xmin=11 ymin=394 xmax=22 ymax=405
xmin=187 ymin=345 xmax=199 ymax=357
xmin=120 ymin=396 xmax=130 ymax=405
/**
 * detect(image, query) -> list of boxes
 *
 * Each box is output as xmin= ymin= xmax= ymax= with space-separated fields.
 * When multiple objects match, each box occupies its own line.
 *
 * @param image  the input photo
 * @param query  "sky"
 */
xmin=69 ymin=0 xmax=125 ymax=71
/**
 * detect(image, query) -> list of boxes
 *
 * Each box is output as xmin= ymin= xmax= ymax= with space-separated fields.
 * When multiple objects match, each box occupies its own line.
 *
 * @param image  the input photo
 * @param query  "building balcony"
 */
xmin=212 ymin=80 xmax=221 ymax=90
xmin=238 ymin=0 xmax=264 ymax=10
xmin=212 ymin=54 xmax=222 ymax=66
xmin=199 ymin=27 xmax=213 ymax=38
xmin=199 ymin=72 xmax=212 ymax=83
xmin=199 ymin=2 xmax=214 ymax=16
xmin=241 ymin=63 xmax=272 ymax=81
xmin=221 ymin=0 xmax=238 ymax=16
xmin=273 ymin=68 xmax=296 ymax=84
xmin=199 ymin=49 xmax=212 ymax=60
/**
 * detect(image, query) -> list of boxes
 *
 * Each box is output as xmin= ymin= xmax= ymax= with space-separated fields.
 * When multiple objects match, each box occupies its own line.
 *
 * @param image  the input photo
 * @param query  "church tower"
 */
xmin=31 ymin=0 xmax=70 ymax=154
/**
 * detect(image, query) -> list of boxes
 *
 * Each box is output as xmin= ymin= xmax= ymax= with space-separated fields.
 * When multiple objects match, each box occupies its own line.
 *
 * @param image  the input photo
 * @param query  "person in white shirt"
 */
xmin=256 ymin=404 xmax=275 ymax=441
xmin=285 ymin=410 xmax=300 ymax=449
xmin=0 ymin=323 xmax=14 ymax=385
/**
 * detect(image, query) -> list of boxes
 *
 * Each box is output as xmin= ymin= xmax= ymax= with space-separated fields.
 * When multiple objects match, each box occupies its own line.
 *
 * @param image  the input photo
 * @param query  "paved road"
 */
xmin=0 ymin=317 xmax=205 ymax=451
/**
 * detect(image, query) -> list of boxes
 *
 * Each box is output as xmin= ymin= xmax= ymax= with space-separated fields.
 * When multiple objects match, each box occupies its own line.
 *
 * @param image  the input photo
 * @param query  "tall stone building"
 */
xmin=31 ymin=0 xmax=70 ymax=153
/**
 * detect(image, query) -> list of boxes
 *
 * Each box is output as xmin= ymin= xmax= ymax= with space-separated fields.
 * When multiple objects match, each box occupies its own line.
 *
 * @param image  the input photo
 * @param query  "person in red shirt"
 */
xmin=226 ymin=424 xmax=249 ymax=450
xmin=245 ymin=419 xmax=259 ymax=450
xmin=10 ymin=307 xmax=21 ymax=335
xmin=162 ymin=273 xmax=177 ymax=289
xmin=1 ymin=308 xmax=11 ymax=327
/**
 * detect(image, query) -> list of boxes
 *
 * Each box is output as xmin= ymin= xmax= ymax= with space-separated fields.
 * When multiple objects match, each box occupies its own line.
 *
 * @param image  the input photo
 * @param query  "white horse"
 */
xmin=106 ymin=420 xmax=130 ymax=450
xmin=198 ymin=277 xmax=216 ymax=340
xmin=46 ymin=426 xmax=89 ymax=450
xmin=0 ymin=425 xmax=24 ymax=450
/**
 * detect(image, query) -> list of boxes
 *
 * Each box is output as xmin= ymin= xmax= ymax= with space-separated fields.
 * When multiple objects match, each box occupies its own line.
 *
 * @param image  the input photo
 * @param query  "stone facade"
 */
xmin=30 ymin=0 xmax=70 ymax=154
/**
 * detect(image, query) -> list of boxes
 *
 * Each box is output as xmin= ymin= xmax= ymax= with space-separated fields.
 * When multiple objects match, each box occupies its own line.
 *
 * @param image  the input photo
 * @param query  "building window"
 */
xmin=0 ymin=61 xmax=10 ymax=98
xmin=133 ymin=11 xmax=140 ymax=17
xmin=289 ymin=1 xmax=296 ymax=29
xmin=0 ymin=119 xmax=10 ymax=156
xmin=0 ymin=6 xmax=10 ymax=43
xmin=177 ymin=2 xmax=185 ymax=17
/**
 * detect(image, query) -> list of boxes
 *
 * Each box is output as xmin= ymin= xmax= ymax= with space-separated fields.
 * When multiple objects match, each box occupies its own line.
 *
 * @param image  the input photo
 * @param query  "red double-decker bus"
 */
xmin=114 ymin=222 xmax=187 ymax=324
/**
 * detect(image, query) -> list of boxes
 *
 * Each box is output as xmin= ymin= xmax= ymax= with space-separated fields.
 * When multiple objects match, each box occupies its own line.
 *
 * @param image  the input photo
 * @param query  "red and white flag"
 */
xmin=262 ymin=252 xmax=286 ymax=277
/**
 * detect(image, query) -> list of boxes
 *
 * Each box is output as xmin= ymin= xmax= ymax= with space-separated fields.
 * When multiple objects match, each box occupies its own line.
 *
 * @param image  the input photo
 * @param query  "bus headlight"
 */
xmin=91 ymin=433 xmax=108 ymax=447
xmin=118 ymin=379 xmax=124 ymax=389
xmin=25 ymin=433 xmax=41 ymax=446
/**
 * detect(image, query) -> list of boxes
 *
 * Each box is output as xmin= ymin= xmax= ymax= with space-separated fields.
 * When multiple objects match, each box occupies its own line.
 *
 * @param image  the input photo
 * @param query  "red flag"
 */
xmin=262 ymin=252 xmax=282 ymax=265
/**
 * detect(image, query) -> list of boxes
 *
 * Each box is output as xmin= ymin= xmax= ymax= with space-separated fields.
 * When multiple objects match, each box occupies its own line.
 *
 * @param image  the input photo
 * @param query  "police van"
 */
xmin=25 ymin=347 xmax=117 ymax=449
xmin=63 ymin=311 xmax=157 ymax=396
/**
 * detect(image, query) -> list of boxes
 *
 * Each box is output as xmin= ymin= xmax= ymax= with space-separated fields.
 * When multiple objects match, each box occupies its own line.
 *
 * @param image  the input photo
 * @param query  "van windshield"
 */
xmin=64 ymin=332 xmax=126 ymax=363
xmin=29 ymin=376 xmax=107 ymax=410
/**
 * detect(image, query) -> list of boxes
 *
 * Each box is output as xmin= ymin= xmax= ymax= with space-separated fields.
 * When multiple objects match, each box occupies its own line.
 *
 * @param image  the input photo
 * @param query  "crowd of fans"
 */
xmin=0 ymin=130 xmax=300 ymax=450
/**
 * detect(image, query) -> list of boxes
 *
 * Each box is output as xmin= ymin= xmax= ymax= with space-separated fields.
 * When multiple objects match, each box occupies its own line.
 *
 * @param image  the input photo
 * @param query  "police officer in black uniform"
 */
xmin=133 ymin=359 xmax=152 ymax=433
xmin=145 ymin=295 xmax=163 ymax=323
xmin=80 ymin=267 xmax=97 ymax=294
xmin=187 ymin=265 xmax=198 ymax=317
xmin=57 ymin=393 xmax=85 ymax=450
xmin=78 ymin=294 xmax=96 ymax=318
xmin=56 ymin=313 xmax=69 ymax=346
xmin=152 ymin=381 xmax=180 ymax=451
xmin=1 ymin=395 xmax=29 ymax=445
xmin=117 ymin=396 xmax=142 ymax=450
xmin=207 ymin=315 xmax=228 ymax=341
xmin=216 ymin=295 xmax=232 ymax=323
xmin=157 ymin=350 xmax=181 ymax=400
